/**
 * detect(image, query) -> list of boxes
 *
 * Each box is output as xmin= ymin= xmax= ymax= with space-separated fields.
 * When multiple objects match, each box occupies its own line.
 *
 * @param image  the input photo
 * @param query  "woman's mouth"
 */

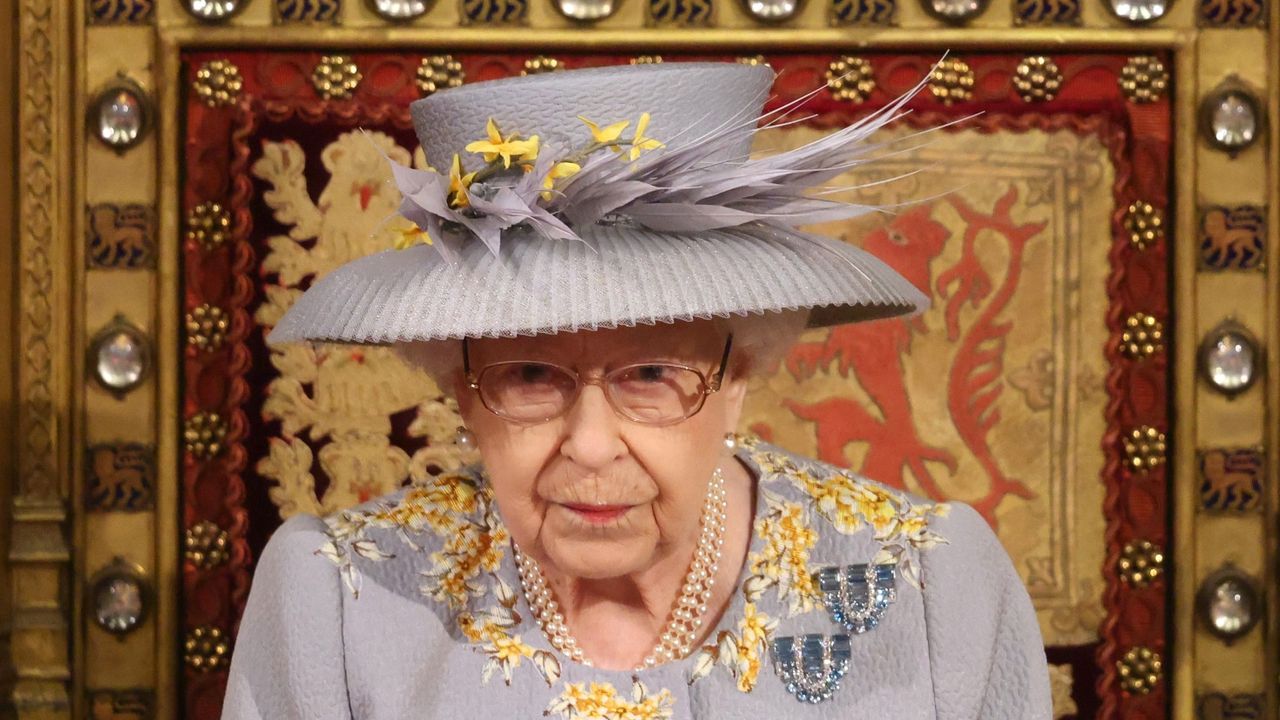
xmin=559 ymin=503 xmax=633 ymax=524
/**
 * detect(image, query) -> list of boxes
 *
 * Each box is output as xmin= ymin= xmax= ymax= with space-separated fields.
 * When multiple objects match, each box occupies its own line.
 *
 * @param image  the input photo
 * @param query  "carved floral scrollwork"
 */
xmin=251 ymin=131 xmax=478 ymax=521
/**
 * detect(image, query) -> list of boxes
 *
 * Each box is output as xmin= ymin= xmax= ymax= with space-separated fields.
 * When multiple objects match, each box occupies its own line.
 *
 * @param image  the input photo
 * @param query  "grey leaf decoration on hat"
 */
xmin=385 ymin=63 xmax=934 ymax=258
xmin=267 ymin=62 xmax=937 ymax=345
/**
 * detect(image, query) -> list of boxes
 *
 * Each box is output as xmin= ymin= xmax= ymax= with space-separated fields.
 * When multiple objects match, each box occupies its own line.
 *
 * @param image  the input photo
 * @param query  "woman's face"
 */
xmin=455 ymin=321 xmax=747 ymax=581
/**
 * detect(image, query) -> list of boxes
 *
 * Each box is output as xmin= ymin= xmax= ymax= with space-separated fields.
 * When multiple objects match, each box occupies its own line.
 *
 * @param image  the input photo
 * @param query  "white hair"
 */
xmin=393 ymin=310 xmax=808 ymax=397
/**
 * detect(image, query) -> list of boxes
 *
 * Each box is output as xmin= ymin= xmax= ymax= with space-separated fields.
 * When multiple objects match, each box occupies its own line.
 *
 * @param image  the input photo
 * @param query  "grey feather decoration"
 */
xmin=384 ymin=63 xmax=941 ymax=260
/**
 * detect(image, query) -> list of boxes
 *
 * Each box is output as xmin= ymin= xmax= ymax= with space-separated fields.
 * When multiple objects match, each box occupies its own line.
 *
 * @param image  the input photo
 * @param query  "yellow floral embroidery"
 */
xmin=422 ymin=509 xmax=509 ymax=608
xmin=318 ymin=470 xmax=563 ymax=687
xmin=546 ymin=679 xmax=674 ymax=720
xmin=746 ymin=439 xmax=950 ymax=589
xmin=744 ymin=492 xmax=819 ymax=616
xmin=688 ymin=602 xmax=777 ymax=692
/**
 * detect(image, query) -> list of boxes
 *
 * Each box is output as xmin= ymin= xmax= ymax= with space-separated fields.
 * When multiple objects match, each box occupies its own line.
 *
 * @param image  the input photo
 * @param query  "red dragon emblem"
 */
xmin=760 ymin=188 xmax=1045 ymax=528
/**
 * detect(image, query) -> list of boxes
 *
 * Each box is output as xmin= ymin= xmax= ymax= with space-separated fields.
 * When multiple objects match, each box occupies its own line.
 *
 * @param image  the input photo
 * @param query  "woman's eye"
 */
xmin=633 ymin=365 xmax=669 ymax=382
xmin=518 ymin=364 xmax=551 ymax=383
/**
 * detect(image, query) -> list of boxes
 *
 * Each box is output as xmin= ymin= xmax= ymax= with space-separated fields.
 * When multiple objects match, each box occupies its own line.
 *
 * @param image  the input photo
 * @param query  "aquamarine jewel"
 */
xmin=771 ymin=634 xmax=852 ymax=703
xmin=813 ymin=563 xmax=897 ymax=633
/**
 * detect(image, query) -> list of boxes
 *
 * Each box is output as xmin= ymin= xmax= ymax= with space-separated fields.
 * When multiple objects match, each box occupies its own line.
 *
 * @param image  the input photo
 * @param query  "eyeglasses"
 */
xmin=463 ymin=335 xmax=733 ymax=426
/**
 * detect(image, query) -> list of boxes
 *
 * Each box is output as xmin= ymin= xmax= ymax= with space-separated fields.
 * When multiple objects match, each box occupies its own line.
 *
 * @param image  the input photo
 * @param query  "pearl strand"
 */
xmin=514 ymin=467 xmax=728 ymax=672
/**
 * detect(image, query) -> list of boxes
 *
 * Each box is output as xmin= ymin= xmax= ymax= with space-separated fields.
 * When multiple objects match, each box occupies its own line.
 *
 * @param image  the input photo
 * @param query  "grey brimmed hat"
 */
xmin=267 ymin=62 xmax=929 ymax=345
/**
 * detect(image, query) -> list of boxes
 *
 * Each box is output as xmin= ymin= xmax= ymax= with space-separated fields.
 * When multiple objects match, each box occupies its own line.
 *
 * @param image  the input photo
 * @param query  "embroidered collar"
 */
xmin=315 ymin=437 xmax=949 ymax=705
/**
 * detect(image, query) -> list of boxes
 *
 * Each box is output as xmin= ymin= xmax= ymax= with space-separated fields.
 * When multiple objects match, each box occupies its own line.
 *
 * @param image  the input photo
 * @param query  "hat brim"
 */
xmin=266 ymin=223 xmax=929 ymax=346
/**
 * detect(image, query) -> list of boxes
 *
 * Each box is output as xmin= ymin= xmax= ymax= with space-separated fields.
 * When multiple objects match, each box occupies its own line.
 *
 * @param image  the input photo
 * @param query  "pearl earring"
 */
xmin=723 ymin=432 xmax=737 ymax=451
xmin=454 ymin=426 xmax=476 ymax=450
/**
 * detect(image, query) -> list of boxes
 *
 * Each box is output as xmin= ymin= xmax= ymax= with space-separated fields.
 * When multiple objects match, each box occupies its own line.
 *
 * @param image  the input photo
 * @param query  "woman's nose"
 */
xmin=558 ymin=384 xmax=627 ymax=470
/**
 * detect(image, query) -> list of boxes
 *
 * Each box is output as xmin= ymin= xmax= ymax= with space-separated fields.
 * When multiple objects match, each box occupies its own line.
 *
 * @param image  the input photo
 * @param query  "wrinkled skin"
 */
xmin=455 ymin=320 xmax=755 ymax=669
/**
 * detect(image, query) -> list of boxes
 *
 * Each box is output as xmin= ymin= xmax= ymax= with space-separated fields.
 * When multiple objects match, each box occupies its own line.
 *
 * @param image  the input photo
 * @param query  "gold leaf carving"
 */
xmin=253 ymin=131 xmax=473 ymax=518
xmin=1048 ymin=664 xmax=1078 ymax=718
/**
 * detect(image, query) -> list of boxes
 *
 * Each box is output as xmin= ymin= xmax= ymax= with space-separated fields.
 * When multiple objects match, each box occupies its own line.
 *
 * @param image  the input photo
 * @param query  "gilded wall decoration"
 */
xmin=87 ymin=689 xmax=155 ymax=719
xmin=829 ymin=0 xmax=895 ymax=23
xmin=1196 ymin=0 xmax=1264 ymax=25
xmin=1199 ymin=205 xmax=1265 ymax=271
xmin=648 ymin=0 xmax=714 ymax=25
xmin=85 ymin=442 xmax=156 ymax=512
xmin=276 ymin=0 xmax=342 ymax=22
xmin=88 ymin=0 xmax=153 ymax=23
xmin=86 ymin=203 xmax=156 ymax=269
xmin=251 ymin=130 xmax=478 ymax=519
xmin=1049 ymin=663 xmax=1079 ymax=718
xmin=460 ymin=0 xmax=528 ymax=23
xmin=1014 ymin=0 xmax=1080 ymax=24
xmin=1198 ymin=447 xmax=1264 ymax=512
xmin=1196 ymin=692 xmax=1265 ymax=719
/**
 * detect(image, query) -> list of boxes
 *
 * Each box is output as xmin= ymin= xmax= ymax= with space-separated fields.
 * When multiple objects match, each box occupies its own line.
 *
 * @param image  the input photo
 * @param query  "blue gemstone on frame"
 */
xmin=771 ymin=634 xmax=853 ymax=704
xmin=813 ymin=563 xmax=897 ymax=633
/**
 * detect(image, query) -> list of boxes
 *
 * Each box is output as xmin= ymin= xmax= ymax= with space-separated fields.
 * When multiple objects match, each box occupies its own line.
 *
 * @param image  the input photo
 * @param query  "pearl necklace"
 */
xmin=514 ymin=467 xmax=728 ymax=671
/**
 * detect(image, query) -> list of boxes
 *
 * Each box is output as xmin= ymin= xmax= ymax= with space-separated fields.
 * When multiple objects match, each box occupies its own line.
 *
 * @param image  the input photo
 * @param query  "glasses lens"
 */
xmin=608 ymin=364 xmax=707 ymax=424
xmin=478 ymin=362 xmax=578 ymax=422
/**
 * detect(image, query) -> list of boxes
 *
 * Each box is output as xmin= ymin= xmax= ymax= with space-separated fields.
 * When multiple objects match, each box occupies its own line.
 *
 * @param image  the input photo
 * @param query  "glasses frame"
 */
xmin=463 ymin=334 xmax=734 ymax=426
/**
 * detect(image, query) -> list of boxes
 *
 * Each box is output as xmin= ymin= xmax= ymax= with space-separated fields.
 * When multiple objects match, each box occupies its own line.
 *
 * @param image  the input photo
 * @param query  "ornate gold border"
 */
xmin=1266 ymin=0 xmax=1279 ymax=711
xmin=12 ymin=0 xmax=73 ymax=718
xmin=0 ymin=0 xmax=17 ymax=708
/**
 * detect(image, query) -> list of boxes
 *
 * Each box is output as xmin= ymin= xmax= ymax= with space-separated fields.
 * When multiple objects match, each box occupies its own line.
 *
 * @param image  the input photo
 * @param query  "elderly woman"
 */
xmin=223 ymin=62 xmax=1051 ymax=719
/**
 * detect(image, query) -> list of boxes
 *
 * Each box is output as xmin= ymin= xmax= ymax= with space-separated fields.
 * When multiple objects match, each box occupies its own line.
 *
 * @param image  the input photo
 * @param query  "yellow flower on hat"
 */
xmin=578 ymin=115 xmax=630 ymax=150
xmin=628 ymin=112 xmax=665 ymax=161
xmin=392 ymin=223 xmax=432 ymax=250
xmin=465 ymin=118 xmax=540 ymax=169
xmin=540 ymin=161 xmax=581 ymax=201
xmin=448 ymin=154 xmax=476 ymax=208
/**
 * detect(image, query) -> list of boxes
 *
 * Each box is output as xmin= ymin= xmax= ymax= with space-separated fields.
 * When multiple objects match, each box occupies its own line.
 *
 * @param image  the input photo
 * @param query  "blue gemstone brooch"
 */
xmin=769 ymin=634 xmax=853 ymax=704
xmin=812 ymin=562 xmax=897 ymax=633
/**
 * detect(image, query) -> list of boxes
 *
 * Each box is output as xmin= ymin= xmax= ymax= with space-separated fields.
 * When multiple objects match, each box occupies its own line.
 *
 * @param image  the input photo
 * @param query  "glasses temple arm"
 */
xmin=711 ymin=334 xmax=734 ymax=391
xmin=462 ymin=338 xmax=479 ymax=389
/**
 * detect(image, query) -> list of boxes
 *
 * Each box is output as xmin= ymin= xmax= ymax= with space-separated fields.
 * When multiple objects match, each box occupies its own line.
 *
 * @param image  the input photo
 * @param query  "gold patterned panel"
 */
xmin=11 ymin=0 xmax=74 ymax=714
xmin=252 ymin=132 xmax=478 ymax=519
xmin=741 ymin=126 xmax=1114 ymax=647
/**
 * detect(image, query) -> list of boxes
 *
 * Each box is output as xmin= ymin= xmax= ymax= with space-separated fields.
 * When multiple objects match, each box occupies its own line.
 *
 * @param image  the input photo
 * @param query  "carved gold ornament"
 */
xmin=1013 ymin=56 xmax=1062 ymax=102
xmin=192 ymin=59 xmax=243 ymax=108
xmin=184 ymin=411 xmax=229 ymax=460
xmin=251 ymin=132 xmax=477 ymax=519
xmin=1123 ymin=425 xmax=1167 ymax=473
xmin=185 ymin=520 xmax=231 ymax=569
xmin=185 ymin=303 xmax=229 ymax=352
xmin=312 ymin=54 xmax=362 ymax=100
xmin=184 ymin=626 xmax=230 ymax=673
xmin=1118 ymin=540 xmax=1164 ymax=587
xmin=416 ymin=55 xmax=465 ymax=97
xmin=1124 ymin=200 xmax=1164 ymax=250
xmin=1048 ymin=664 xmax=1078 ymax=718
xmin=826 ymin=56 xmax=876 ymax=103
xmin=1119 ymin=56 xmax=1168 ymax=104
xmin=631 ymin=55 xmax=664 ymax=64
xmin=1120 ymin=312 xmax=1164 ymax=359
xmin=928 ymin=57 xmax=974 ymax=105
xmin=185 ymin=201 xmax=231 ymax=250
xmin=522 ymin=55 xmax=564 ymax=75
xmin=736 ymin=55 xmax=770 ymax=68
xmin=1116 ymin=646 xmax=1162 ymax=695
